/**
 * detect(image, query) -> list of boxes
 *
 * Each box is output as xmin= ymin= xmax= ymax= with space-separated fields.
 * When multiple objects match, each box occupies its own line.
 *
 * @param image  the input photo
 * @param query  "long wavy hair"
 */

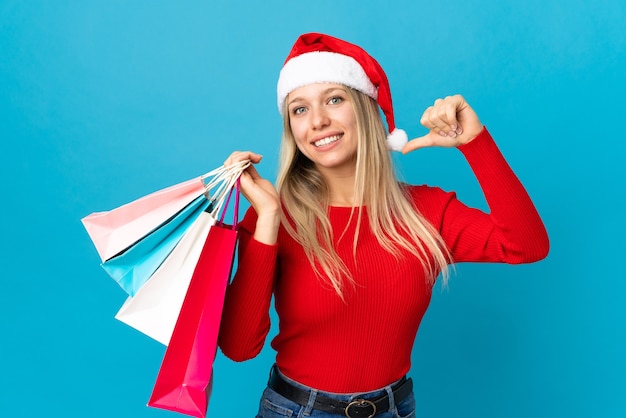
xmin=275 ymin=86 xmax=451 ymax=298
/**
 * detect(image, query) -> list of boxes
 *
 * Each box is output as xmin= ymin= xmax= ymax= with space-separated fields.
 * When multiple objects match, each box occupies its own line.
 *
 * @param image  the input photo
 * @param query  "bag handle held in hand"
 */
xmin=202 ymin=161 xmax=249 ymax=221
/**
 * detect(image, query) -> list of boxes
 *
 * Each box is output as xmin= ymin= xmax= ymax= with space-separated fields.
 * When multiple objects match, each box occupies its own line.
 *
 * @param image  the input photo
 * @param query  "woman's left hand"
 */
xmin=402 ymin=94 xmax=484 ymax=154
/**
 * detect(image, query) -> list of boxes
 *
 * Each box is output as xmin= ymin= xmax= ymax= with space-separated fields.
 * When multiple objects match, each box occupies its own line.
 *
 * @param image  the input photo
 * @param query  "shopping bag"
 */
xmin=114 ymin=210 xmax=216 ymax=345
xmin=81 ymin=176 xmax=207 ymax=262
xmin=101 ymin=195 xmax=210 ymax=296
xmin=82 ymin=161 xmax=250 ymax=262
xmin=148 ymin=184 xmax=240 ymax=417
xmin=113 ymin=163 xmax=247 ymax=343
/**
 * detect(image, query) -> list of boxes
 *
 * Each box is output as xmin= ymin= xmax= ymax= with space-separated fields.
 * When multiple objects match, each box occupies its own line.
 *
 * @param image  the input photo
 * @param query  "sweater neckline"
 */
xmin=328 ymin=205 xmax=363 ymax=210
xmin=327 ymin=206 xmax=368 ymax=217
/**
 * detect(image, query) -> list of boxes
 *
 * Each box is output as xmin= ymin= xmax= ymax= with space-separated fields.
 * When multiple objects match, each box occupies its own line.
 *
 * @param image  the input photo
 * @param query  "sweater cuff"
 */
xmin=456 ymin=126 xmax=500 ymax=161
xmin=457 ymin=126 xmax=491 ymax=151
xmin=456 ymin=126 xmax=515 ymax=187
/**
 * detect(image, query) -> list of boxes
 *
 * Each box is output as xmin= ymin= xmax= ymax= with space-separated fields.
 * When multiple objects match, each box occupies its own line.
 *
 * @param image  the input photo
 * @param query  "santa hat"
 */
xmin=277 ymin=32 xmax=408 ymax=152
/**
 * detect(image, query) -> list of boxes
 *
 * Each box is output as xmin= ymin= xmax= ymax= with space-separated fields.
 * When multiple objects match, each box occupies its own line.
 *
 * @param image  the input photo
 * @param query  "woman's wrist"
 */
xmin=253 ymin=211 xmax=280 ymax=245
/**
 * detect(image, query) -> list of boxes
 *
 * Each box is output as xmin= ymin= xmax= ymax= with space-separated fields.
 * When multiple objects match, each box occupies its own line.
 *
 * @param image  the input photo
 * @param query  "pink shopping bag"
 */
xmin=82 ymin=176 xmax=206 ymax=262
xmin=81 ymin=161 xmax=249 ymax=263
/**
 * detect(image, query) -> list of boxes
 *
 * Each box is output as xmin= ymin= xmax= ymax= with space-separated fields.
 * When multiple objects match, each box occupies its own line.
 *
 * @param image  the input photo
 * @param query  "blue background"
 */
xmin=1 ymin=1 xmax=624 ymax=417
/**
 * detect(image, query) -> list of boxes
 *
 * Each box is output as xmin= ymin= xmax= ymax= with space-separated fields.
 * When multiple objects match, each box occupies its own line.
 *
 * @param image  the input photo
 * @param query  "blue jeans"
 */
xmin=255 ymin=367 xmax=416 ymax=418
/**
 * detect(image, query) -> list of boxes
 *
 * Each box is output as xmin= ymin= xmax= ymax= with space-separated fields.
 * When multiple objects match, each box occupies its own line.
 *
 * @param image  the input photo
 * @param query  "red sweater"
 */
xmin=218 ymin=128 xmax=549 ymax=393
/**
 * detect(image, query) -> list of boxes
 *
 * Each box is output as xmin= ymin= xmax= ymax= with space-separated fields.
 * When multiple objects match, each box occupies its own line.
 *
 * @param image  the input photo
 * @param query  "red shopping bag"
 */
xmin=147 ymin=185 xmax=240 ymax=417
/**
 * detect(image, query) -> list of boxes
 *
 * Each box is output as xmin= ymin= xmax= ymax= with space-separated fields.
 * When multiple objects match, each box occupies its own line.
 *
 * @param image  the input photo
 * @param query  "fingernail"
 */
xmin=438 ymin=130 xmax=447 ymax=137
xmin=451 ymin=124 xmax=457 ymax=132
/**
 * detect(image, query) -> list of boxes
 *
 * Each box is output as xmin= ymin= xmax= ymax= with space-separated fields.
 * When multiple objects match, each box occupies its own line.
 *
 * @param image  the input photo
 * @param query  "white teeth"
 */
xmin=313 ymin=135 xmax=341 ymax=147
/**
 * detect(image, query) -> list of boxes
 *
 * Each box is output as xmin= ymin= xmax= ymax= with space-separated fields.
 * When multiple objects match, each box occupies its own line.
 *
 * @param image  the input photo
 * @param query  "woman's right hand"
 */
xmin=224 ymin=151 xmax=280 ymax=245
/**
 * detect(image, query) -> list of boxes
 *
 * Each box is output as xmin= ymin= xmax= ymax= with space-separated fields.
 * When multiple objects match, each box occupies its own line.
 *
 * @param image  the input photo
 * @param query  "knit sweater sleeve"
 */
xmin=218 ymin=206 xmax=278 ymax=361
xmin=422 ymin=127 xmax=549 ymax=264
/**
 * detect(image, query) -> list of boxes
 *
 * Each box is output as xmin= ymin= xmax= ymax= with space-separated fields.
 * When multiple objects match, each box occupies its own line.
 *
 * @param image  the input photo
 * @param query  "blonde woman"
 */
xmin=218 ymin=33 xmax=549 ymax=418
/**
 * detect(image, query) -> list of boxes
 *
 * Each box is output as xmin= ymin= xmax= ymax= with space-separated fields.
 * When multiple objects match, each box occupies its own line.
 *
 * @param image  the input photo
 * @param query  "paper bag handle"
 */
xmin=218 ymin=177 xmax=240 ymax=228
xmin=204 ymin=161 xmax=249 ymax=219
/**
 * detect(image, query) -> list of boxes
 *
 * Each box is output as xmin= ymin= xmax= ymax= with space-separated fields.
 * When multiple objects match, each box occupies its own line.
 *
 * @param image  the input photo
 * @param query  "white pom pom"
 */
xmin=386 ymin=128 xmax=408 ymax=152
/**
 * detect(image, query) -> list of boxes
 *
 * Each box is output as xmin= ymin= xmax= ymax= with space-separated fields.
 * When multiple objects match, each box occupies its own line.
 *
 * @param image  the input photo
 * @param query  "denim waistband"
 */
xmin=271 ymin=365 xmax=404 ymax=399
xmin=268 ymin=364 xmax=411 ymax=416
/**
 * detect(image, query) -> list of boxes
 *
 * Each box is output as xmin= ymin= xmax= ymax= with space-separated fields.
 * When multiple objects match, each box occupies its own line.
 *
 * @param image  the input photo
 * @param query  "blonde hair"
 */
xmin=276 ymin=86 xmax=451 ymax=297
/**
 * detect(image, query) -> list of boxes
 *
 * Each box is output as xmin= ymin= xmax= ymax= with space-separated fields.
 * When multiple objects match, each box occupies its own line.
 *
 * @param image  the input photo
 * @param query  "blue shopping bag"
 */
xmin=101 ymin=194 xmax=211 ymax=296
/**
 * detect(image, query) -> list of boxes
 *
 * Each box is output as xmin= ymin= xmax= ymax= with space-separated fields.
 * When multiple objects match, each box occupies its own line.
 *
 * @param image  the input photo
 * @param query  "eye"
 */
xmin=291 ymin=106 xmax=306 ymax=115
xmin=328 ymin=96 xmax=343 ymax=105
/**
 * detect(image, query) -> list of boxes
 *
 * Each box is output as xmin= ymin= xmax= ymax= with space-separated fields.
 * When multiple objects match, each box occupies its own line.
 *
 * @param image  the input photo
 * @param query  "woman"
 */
xmin=218 ymin=33 xmax=549 ymax=418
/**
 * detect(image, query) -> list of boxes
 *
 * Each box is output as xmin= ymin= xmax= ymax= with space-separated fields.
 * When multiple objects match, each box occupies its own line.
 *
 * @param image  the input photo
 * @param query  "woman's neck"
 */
xmin=319 ymin=169 xmax=358 ymax=207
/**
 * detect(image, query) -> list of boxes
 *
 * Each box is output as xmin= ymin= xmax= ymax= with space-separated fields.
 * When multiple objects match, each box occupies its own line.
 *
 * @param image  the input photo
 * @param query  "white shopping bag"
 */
xmin=114 ymin=210 xmax=217 ymax=345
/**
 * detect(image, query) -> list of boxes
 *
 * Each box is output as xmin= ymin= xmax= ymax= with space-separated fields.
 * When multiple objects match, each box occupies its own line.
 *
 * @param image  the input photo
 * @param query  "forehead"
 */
xmin=287 ymin=83 xmax=347 ymax=104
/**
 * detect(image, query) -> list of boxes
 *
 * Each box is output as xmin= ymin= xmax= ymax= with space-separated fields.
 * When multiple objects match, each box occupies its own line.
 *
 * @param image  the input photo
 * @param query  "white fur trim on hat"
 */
xmin=386 ymin=128 xmax=408 ymax=152
xmin=277 ymin=51 xmax=378 ymax=114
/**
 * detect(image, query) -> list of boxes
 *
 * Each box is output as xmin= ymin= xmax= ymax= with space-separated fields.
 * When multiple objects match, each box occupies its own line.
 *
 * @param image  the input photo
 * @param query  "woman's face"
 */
xmin=286 ymin=83 xmax=358 ymax=174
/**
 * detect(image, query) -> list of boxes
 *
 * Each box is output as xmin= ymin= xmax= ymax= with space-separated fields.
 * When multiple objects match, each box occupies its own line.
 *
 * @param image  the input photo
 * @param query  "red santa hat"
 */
xmin=277 ymin=32 xmax=409 ymax=152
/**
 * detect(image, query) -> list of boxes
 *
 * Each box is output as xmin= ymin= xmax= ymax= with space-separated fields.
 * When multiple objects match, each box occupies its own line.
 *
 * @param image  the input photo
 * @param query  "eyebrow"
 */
xmin=287 ymin=87 xmax=346 ymax=107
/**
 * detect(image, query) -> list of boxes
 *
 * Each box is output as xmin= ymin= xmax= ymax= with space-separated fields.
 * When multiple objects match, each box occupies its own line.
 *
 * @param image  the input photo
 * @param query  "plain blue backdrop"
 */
xmin=1 ymin=1 xmax=624 ymax=417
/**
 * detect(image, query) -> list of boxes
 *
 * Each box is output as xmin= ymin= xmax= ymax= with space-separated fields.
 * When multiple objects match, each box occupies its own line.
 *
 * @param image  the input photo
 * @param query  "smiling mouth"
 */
xmin=313 ymin=134 xmax=342 ymax=147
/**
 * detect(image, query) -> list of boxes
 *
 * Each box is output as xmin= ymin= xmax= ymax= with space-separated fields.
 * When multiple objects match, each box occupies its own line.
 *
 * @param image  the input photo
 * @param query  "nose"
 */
xmin=310 ymin=105 xmax=330 ymax=130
